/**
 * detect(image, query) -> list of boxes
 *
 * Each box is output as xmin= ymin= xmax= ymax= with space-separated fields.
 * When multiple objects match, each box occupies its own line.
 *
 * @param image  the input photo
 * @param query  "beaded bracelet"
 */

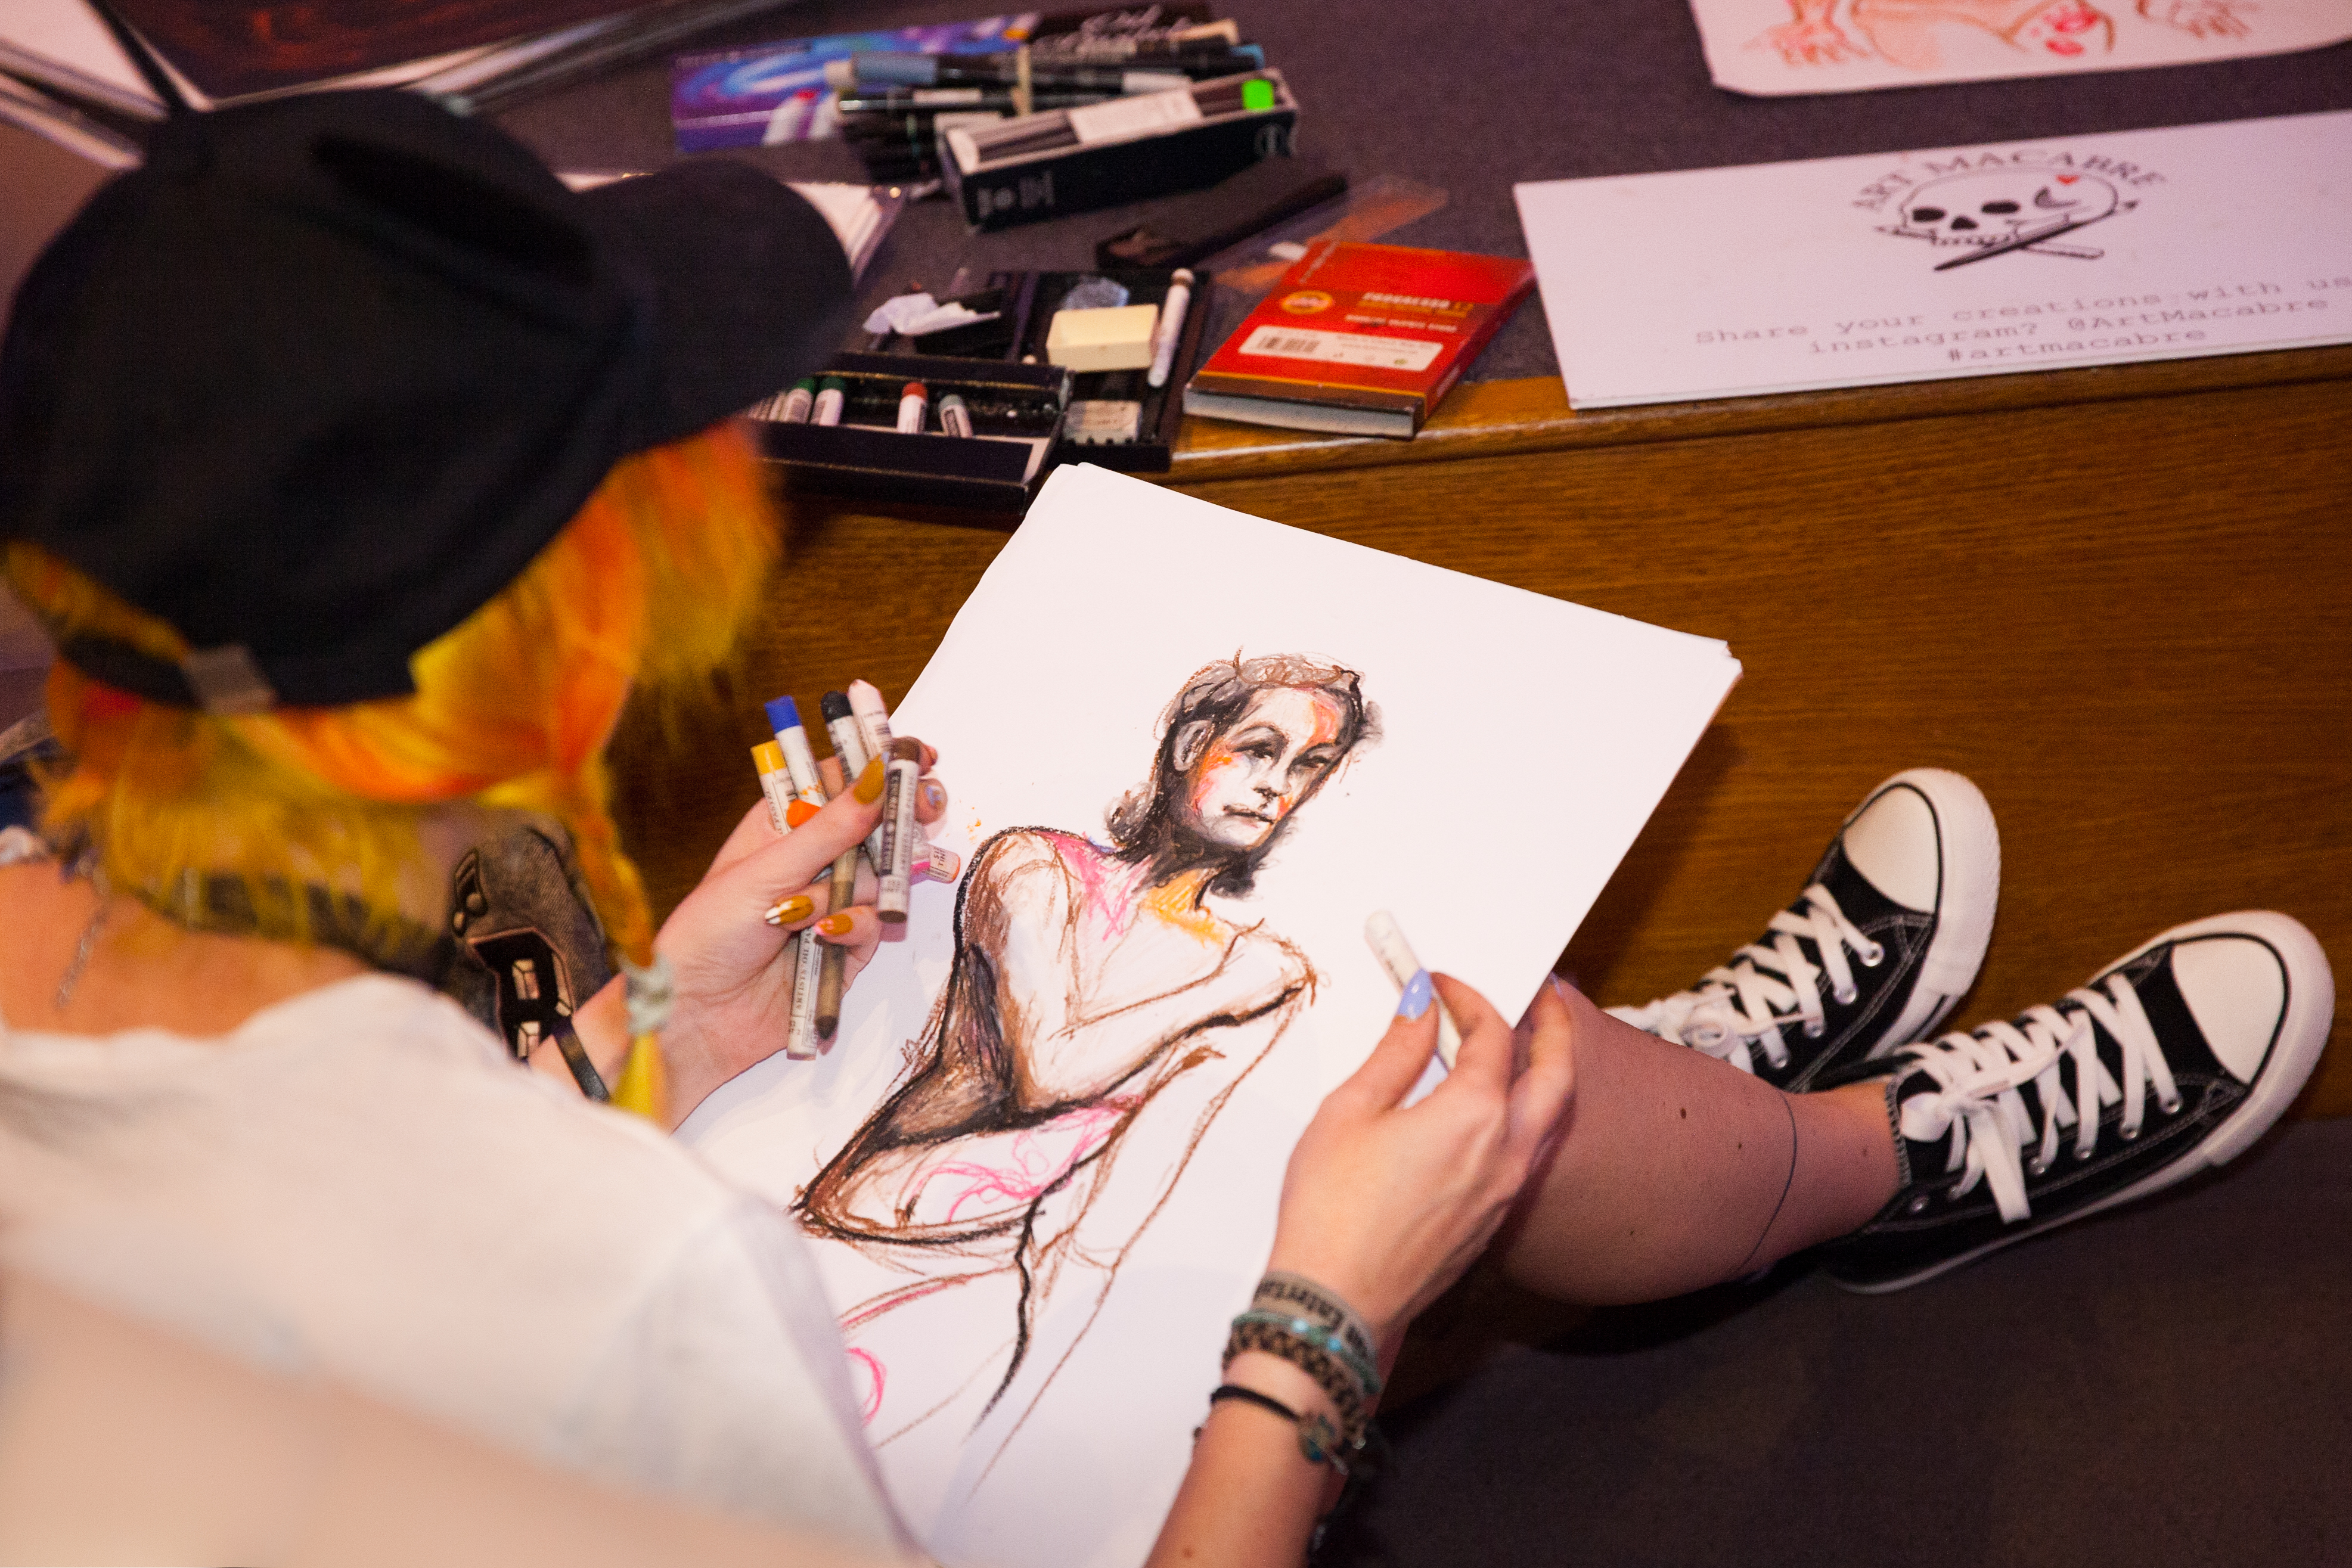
xmin=1230 ymin=1309 xmax=1384 ymax=1401
xmin=1253 ymin=1271 xmax=1379 ymax=1373
xmin=1223 ymin=1315 xmax=1369 ymax=1449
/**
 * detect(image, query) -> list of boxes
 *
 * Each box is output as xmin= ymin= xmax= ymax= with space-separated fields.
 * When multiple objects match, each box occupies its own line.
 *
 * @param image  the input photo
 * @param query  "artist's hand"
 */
xmin=1263 ymin=975 xmax=1576 ymax=1353
xmin=564 ymin=743 xmax=947 ymax=1127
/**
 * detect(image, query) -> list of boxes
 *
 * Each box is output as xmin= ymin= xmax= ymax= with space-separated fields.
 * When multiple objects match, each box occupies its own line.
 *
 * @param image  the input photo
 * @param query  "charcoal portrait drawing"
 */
xmin=795 ymin=654 xmax=1377 ymax=1457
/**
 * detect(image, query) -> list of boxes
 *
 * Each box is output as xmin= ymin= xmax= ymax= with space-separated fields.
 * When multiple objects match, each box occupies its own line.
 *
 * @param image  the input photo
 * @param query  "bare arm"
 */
xmin=1144 ymin=976 xmax=1577 ymax=1568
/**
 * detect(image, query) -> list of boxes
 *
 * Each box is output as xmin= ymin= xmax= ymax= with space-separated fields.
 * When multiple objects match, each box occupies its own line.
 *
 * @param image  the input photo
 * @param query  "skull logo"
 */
xmin=1882 ymin=168 xmax=2126 ymax=260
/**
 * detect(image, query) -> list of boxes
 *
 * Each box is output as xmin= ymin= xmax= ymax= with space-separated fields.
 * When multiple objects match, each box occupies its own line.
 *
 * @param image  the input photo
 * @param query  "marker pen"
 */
xmin=938 ymin=393 xmax=973 ymax=437
xmin=816 ymin=803 xmax=859 ymax=1041
xmin=812 ymin=376 xmax=848 ymax=426
xmin=1146 ymin=268 xmax=1192 ymax=388
xmin=823 ymin=689 xmax=889 ymax=865
xmin=897 ymin=380 xmax=929 ymax=433
xmin=752 ymin=740 xmax=793 ymax=836
xmin=765 ymin=696 xmax=831 ymax=1060
xmin=846 ymin=679 xmax=896 ymax=764
xmin=878 ymin=738 xmax=922 ymax=923
xmin=1364 ymin=910 xmax=1463 ymax=1069
xmin=846 ymin=679 xmax=958 ymax=884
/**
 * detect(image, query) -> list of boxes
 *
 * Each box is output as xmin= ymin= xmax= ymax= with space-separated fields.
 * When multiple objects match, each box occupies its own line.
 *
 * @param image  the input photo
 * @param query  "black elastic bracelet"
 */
xmin=1204 ymin=1383 xmax=1346 ymax=1471
xmin=1210 ymin=1383 xmax=1304 ymax=1426
xmin=551 ymin=1019 xmax=609 ymax=1102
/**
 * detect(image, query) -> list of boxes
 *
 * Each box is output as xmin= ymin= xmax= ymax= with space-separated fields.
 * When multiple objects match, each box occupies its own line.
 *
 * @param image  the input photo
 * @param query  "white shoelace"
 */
xmin=1892 ymin=974 xmax=2184 ymax=1224
xmin=1609 ymin=885 xmax=1884 ymax=1073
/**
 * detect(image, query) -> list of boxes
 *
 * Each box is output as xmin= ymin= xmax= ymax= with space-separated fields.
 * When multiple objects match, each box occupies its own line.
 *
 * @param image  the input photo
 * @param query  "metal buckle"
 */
xmin=179 ymin=645 xmax=277 ymax=714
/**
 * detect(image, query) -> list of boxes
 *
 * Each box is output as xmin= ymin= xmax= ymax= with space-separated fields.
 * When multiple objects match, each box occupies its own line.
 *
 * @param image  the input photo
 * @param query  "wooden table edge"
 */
xmin=1165 ymin=343 xmax=2352 ymax=482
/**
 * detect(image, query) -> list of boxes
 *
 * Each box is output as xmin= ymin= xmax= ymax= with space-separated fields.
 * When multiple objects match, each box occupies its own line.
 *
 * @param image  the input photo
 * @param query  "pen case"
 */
xmin=940 ymin=69 xmax=1298 ymax=233
xmin=751 ymin=353 xmax=1069 ymax=511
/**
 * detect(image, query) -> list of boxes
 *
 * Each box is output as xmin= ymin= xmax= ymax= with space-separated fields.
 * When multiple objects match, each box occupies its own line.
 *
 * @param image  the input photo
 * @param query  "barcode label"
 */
xmin=1068 ymin=88 xmax=1202 ymax=145
xmin=1237 ymin=325 xmax=1444 ymax=373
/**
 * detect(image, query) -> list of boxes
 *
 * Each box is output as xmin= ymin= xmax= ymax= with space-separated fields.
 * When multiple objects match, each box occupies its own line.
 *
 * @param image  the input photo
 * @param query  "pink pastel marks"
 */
xmin=924 ymin=1097 xmax=1137 ymax=1222
xmin=846 ymin=1347 xmax=885 ymax=1423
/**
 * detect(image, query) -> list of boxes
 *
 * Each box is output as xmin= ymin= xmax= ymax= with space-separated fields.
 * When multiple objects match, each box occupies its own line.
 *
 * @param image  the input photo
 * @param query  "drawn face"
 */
xmin=1181 ymin=687 xmax=1348 ymax=850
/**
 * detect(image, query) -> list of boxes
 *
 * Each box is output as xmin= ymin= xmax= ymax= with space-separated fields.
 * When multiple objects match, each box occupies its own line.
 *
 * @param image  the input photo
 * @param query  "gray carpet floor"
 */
xmin=1327 ymin=1118 xmax=2351 ymax=1568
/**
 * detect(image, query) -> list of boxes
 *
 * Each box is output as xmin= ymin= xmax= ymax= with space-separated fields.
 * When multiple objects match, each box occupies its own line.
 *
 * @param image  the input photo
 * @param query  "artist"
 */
xmin=0 ymin=91 xmax=2328 ymax=1568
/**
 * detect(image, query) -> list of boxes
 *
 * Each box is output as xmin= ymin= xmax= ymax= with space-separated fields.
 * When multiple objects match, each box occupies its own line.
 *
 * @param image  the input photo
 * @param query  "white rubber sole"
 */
xmin=1851 ymin=768 xmax=2002 ymax=1054
xmin=1834 ymin=909 xmax=2336 ymax=1295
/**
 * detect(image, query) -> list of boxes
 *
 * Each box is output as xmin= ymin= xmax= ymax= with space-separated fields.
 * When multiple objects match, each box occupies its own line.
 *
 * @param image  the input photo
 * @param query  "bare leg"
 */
xmin=1500 ymin=982 xmax=1898 ymax=1304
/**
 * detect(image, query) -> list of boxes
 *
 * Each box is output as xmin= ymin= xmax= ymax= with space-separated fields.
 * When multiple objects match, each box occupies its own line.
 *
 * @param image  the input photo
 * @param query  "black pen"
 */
xmin=826 ymin=50 xmax=1252 ymax=94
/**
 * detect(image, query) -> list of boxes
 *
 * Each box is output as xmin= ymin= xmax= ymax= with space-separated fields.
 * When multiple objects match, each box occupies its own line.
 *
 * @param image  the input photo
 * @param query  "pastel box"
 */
xmin=1045 ymin=303 xmax=1160 ymax=372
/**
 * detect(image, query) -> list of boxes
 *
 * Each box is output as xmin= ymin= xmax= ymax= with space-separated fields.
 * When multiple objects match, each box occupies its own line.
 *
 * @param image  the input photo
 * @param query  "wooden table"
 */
xmin=611 ymin=344 xmax=2352 ymax=1117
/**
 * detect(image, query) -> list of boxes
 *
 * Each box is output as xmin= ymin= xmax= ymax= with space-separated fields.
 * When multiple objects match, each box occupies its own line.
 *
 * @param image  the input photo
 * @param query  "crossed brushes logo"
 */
xmin=1854 ymin=150 xmax=2165 ymax=273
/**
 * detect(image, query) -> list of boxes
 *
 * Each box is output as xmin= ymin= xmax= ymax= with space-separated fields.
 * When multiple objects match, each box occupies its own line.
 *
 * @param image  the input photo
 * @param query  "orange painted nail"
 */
xmin=853 ymin=756 xmax=886 ymax=803
xmin=817 ymin=912 xmax=855 ymax=937
xmin=764 ymin=894 xmax=814 ymax=926
xmin=784 ymin=799 xmax=820 ymax=828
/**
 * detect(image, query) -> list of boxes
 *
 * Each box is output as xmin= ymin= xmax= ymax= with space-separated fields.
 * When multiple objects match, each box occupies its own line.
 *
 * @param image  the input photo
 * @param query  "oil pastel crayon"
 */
xmin=1364 ymin=910 xmax=1463 ymax=1069
xmin=878 ymin=737 xmax=922 ymax=923
xmin=812 ymin=376 xmax=847 ymax=426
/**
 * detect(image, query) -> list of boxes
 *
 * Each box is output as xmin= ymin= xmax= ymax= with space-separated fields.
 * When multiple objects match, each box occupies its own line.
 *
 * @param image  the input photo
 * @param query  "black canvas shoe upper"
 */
xmin=1611 ymin=834 xmax=1941 ymax=1093
xmin=1818 ymin=930 xmax=2279 ymax=1293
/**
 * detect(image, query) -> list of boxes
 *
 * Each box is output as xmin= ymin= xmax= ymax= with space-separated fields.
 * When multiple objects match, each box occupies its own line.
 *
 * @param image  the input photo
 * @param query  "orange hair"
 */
xmin=7 ymin=420 xmax=777 ymax=975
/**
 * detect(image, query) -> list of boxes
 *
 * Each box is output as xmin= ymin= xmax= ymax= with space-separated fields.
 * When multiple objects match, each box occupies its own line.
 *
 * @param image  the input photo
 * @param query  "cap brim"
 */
xmin=576 ymin=162 xmax=857 ymax=451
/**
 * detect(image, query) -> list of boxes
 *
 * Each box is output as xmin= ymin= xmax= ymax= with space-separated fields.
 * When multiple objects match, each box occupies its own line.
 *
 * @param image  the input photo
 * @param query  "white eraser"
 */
xmin=1046 ymin=303 xmax=1160 ymax=372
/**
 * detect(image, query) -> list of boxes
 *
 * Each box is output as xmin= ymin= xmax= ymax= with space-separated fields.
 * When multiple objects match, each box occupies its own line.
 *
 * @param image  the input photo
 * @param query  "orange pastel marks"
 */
xmin=1143 ymin=873 xmax=1227 ymax=945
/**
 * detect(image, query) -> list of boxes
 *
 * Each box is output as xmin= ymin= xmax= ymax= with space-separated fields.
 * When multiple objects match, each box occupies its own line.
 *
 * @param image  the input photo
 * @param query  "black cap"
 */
xmin=0 ymin=89 xmax=854 ymax=712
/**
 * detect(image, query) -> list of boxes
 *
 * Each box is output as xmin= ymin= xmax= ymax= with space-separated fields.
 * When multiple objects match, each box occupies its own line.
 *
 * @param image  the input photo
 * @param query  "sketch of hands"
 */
xmin=1755 ymin=13 xmax=1873 ymax=64
xmin=1264 ymin=974 xmax=1576 ymax=1352
xmin=2138 ymin=0 xmax=2252 ymax=36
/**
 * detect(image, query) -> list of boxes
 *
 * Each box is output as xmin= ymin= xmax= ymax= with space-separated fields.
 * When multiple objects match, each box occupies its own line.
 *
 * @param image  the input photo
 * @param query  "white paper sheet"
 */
xmin=1517 ymin=110 xmax=2352 ymax=409
xmin=681 ymin=465 xmax=1740 ymax=1567
xmin=1690 ymin=0 xmax=2352 ymax=95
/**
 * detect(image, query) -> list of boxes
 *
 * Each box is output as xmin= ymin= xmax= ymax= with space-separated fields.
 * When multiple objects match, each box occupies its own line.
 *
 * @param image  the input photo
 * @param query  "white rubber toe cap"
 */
xmin=2171 ymin=934 xmax=2289 ymax=1083
xmin=1841 ymin=785 xmax=1941 ymax=914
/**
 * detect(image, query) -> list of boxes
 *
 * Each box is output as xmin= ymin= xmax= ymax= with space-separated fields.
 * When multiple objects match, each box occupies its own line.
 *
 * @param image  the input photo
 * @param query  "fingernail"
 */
xmin=785 ymin=800 xmax=820 ymax=828
xmin=1396 ymin=968 xmax=1433 ymax=1020
xmin=818 ymin=912 xmax=855 ymax=937
xmin=765 ymin=895 xmax=814 ymax=926
xmin=921 ymin=779 xmax=947 ymax=812
xmin=853 ymin=757 xmax=886 ymax=803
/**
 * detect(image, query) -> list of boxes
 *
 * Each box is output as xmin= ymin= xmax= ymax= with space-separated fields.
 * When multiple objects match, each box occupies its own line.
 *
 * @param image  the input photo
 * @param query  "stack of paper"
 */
xmin=0 ymin=0 xmax=805 ymax=162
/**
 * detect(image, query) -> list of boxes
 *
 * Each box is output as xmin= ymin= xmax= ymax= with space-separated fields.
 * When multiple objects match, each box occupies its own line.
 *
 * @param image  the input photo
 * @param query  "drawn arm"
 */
xmin=978 ymin=833 xmax=1301 ymax=1111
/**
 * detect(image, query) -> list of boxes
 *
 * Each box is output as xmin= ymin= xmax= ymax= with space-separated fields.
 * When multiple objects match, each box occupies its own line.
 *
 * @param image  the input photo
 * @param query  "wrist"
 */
xmin=1220 ymin=1349 xmax=1341 ymax=1430
xmin=1261 ymin=1247 xmax=1399 ymax=1352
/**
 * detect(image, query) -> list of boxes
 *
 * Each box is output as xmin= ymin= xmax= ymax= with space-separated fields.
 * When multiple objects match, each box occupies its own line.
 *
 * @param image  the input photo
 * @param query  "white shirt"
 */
xmin=0 ymin=974 xmax=908 ymax=1556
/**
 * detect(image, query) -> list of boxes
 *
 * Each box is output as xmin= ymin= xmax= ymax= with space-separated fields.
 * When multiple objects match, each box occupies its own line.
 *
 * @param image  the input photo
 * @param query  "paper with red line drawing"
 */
xmin=1516 ymin=111 xmax=2352 ymax=409
xmin=678 ymin=465 xmax=1739 ymax=1567
xmin=1690 ymin=0 xmax=2352 ymax=94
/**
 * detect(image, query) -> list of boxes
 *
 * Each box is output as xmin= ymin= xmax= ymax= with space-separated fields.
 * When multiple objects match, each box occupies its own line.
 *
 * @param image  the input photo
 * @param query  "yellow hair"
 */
xmin=7 ymin=419 xmax=777 ymax=978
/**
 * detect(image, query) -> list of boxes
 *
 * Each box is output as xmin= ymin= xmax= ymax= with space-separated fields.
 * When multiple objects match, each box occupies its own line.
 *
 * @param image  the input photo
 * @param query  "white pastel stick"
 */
xmin=1364 ymin=910 xmax=1462 ymax=1069
xmin=786 ymin=924 xmax=824 ymax=1060
xmin=1146 ymin=267 xmax=1193 ymax=389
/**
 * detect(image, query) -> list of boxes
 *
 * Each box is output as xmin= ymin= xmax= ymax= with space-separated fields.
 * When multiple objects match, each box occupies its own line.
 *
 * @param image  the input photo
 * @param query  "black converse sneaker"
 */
xmin=1820 ymin=911 xmax=2335 ymax=1293
xmin=1609 ymin=769 xmax=2000 ymax=1091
